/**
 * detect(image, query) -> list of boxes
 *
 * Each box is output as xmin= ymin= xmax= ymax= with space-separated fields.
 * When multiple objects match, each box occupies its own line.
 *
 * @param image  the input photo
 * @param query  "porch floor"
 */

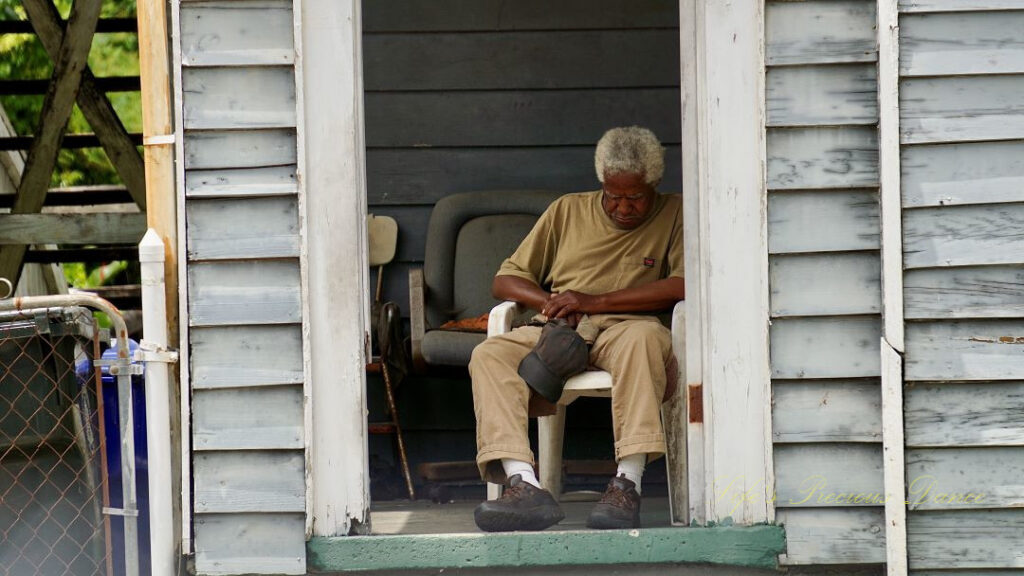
xmin=370 ymin=495 xmax=673 ymax=535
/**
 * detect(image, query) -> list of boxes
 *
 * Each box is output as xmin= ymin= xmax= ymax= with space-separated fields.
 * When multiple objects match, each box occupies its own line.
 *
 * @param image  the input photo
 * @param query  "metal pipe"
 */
xmin=0 ymin=293 xmax=140 ymax=575
xmin=140 ymin=229 xmax=175 ymax=576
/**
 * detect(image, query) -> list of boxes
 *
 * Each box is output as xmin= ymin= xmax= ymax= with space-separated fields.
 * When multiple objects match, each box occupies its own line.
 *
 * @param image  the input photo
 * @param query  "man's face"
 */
xmin=601 ymin=171 xmax=657 ymax=230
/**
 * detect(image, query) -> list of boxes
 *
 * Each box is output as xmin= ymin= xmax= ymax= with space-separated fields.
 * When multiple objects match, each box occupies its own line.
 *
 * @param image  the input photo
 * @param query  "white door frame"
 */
xmin=301 ymin=0 xmax=373 ymax=537
xmin=680 ymin=0 xmax=774 ymax=526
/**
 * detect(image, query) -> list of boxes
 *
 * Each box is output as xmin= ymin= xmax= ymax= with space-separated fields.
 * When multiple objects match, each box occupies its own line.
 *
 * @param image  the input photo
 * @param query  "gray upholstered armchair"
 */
xmin=408 ymin=190 xmax=561 ymax=370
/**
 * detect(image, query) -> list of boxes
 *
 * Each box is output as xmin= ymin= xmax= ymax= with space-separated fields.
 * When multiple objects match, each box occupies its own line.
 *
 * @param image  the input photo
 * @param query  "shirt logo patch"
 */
xmin=643 ymin=257 xmax=656 ymax=268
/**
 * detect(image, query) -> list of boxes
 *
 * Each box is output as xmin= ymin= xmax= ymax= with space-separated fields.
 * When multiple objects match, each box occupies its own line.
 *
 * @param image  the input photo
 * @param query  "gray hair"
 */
xmin=594 ymin=126 xmax=665 ymax=186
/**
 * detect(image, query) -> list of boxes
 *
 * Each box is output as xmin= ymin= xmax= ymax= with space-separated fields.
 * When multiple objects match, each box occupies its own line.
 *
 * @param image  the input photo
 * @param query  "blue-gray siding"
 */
xmin=765 ymin=0 xmax=886 ymax=566
xmin=362 ymin=0 xmax=682 ymax=314
xmin=898 ymin=2 xmax=1024 ymax=573
xmin=178 ymin=0 xmax=306 ymax=573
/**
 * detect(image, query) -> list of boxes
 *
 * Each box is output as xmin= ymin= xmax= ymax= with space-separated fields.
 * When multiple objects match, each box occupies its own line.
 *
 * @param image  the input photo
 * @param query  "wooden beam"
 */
xmin=0 ymin=213 xmax=146 ymax=245
xmin=0 ymin=185 xmax=133 ymax=208
xmin=0 ymin=76 xmax=141 ymax=95
xmin=24 ymin=246 xmax=138 ymax=263
xmin=20 ymin=0 xmax=147 ymax=209
xmin=0 ymin=133 xmax=143 ymax=151
xmin=0 ymin=17 xmax=138 ymax=34
xmin=0 ymin=0 xmax=104 ymax=285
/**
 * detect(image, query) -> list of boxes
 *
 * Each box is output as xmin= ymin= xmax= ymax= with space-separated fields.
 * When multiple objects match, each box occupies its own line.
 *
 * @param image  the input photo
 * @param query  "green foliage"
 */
xmin=0 ymin=0 xmax=141 ymax=186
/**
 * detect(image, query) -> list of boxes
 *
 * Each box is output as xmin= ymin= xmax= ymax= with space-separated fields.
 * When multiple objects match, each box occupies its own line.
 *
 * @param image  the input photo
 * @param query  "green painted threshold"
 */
xmin=307 ymin=525 xmax=786 ymax=573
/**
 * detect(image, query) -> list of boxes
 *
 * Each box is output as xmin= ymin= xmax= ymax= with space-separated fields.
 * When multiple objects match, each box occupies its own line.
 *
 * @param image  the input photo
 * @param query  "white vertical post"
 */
xmin=139 ymin=229 xmax=175 ymax=576
xmin=301 ymin=0 xmax=372 ymax=536
xmin=688 ymin=0 xmax=773 ymax=525
xmin=881 ymin=341 xmax=909 ymax=575
xmin=679 ymin=0 xmax=706 ymax=526
xmin=878 ymin=1 xmax=909 ymax=573
xmin=878 ymin=0 xmax=905 ymax=355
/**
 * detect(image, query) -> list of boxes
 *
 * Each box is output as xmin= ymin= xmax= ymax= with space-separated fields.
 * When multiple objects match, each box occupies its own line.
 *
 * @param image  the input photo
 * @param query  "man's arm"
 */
xmin=541 ymin=276 xmax=685 ymax=319
xmin=492 ymin=274 xmax=550 ymax=311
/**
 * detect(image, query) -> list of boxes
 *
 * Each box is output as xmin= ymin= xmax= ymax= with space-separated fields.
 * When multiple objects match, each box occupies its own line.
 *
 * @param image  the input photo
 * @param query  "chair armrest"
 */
xmin=671 ymin=300 xmax=686 ymax=336
xmin=488 ymin=301 xmax=523 ymax=337
xmin=409 ymin=268 xmax=427 ymax=372
xmin=670 ymin=299 xmax=686 ymax=382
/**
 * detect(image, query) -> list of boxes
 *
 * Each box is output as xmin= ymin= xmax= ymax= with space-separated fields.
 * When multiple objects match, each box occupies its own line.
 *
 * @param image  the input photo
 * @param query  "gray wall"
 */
xmin=764 ymin=0 xmax=887 ymax=566
xmin=178 ymin=0 xmax=306 ymax=573
xmin=898 ymin=2 xmax=1024 ymax=572
xmin=361 ymin=0 xmax=682 ymax=317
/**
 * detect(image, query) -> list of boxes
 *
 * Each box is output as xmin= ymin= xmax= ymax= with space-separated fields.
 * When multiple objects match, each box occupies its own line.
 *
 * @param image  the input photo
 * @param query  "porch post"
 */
xmin=682 ymin=0 xmax=774 ymax=525
xmin=300 ymin=0 xmax=373 ymax=536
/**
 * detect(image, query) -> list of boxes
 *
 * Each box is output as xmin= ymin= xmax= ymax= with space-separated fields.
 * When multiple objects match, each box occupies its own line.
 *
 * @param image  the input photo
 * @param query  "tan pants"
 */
xmin=469 ymin=315 xmax=673 ymax=484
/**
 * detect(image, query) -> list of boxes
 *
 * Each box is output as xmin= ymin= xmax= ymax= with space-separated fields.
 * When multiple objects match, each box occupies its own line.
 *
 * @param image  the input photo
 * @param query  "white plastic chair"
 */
xmin=485 ymin=300 xmax=686 ymax=503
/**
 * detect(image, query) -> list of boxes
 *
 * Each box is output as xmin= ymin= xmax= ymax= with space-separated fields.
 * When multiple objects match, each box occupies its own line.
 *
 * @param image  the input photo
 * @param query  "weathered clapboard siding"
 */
xmin=905 ymin=382 xmax=1024 ymax=447
xmin=905 ymin=447 xmax=1024 ymax=510
xmin=194 ymin=452 xmax=306 ymax=513
xmin=185 ymin=166 xmax=298 ymax=198
xmin=775 ymin=445 xmax=884 ymax=507
xmin=177 ymin=0 xmax=307 ymax=571
xmin=900 ymin=11 xmax=1024 ymax=77
xmin=184 ymin=129 xmax=297 ymax=170
xmin=365 ymin=146 xmax=682 ymax=206
xmin=179 ymin=0 xmax=294 ymax=67
xmin=765 ymin=0 xmax=877 ymax=66
xmin=766 ymin=2 xmax=883 ymax=564
xmin=766 ymin=65 xmax=878 ymax=127
xmin=777 ymin=508 xmax=886 ymax=565
xmin=903 ymin=204 xmax=1024 ymax=269
xmin=364 ymin=89 xmax=680 ymax=148
xmin=905 ymin=321 xmax=1024 ymax=381
xmin=901 ymin=141 xmax=1024 ymax=208
xmin=768 ymin=191 xmax=879 ymax=253
xmin=190 ymin=325 xmax=304 ymax=390
xmin=362 ymin=0 xmax=678 ymax=32
xmin=899 ymin=9 xmax=1024 ymax=568
xmin=193 ymin=387 xmax=304 ymax=451
xmin=187 ymin=261 xmax=302 ymax=326
xmin=905 ymin=266 xmax=1024 ymax=320
xmin=182 ymin=67 xmax=297 ymax=129
xmin=771 ymin=317 xmax=882 ymax=380
xmin=901 ymin=75 xmax=1024 ymax=145
xmin=770 ymin=253 xmax=881 ymax=317
xmin=900 ymin=0 xmax=1024 ymax=11
xmin=187 ymin=197 xmax=300 ymax=260
xmin=906 ymin=510 xmax=1024 ymax=569
xmin=772 ymin=380 xmax=882 ymax=443
xmin=363 ymin=30 xmax=679 ymax=91
xmin=193 ymin=514 xmax=305 ymax=576
xmin=767 ymin=127 xmax=879 ymax=190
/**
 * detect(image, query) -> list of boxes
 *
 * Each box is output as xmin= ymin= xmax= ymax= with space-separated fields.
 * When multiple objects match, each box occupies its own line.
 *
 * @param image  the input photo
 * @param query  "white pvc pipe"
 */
xmin=139 ymin=229 xmax=175 ymax=576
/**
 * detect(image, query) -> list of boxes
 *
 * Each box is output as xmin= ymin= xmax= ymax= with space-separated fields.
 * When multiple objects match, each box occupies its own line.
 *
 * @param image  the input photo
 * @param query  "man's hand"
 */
xmin=542 ymin=290 xmax=596 ymax=321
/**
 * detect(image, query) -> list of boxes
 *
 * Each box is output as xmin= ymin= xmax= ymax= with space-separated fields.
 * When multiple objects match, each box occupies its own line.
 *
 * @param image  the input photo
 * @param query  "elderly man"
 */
xmin=470 ymin=126 xmax=684 ymax=532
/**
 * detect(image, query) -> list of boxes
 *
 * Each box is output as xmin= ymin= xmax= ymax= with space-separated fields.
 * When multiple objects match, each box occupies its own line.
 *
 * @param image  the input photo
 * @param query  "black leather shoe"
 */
xmin=474 ymin=474 xmax=565 ymax=532
xmin=586 ymin=474 xmax=641 ymax=529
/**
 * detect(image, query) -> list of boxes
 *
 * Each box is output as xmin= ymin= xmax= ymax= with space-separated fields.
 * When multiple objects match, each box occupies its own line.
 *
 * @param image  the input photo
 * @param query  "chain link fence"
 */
xmin=0 ymin=306 xmax=128 ymax=576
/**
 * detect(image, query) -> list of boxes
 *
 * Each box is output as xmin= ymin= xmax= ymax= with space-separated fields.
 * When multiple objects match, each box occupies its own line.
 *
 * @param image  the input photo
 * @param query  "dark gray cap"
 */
xmin=517 ymin=319 xmax=590 ymax=403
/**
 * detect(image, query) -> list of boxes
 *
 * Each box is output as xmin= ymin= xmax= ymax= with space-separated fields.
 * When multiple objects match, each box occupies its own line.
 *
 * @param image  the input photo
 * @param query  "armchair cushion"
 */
xmin=420 ymin=329 xmax=487 ymax=367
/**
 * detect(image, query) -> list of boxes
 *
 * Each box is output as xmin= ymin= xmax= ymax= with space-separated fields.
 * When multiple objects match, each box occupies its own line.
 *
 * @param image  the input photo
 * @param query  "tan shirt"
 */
xmin=497 ymin=191 xmax=683 ymax=295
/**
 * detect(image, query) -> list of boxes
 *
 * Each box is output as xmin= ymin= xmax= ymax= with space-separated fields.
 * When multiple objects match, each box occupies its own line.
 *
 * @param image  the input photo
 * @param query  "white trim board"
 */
xmin=301 ymin=0 xmax=372 ymax=537
xmin=685 ymin=0 xmax=773 ymax=525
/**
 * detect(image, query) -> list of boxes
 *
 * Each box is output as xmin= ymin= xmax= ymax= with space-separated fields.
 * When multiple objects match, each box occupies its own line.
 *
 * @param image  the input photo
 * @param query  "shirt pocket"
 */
xmin=616 ymin=254 xmax=662 ymax=287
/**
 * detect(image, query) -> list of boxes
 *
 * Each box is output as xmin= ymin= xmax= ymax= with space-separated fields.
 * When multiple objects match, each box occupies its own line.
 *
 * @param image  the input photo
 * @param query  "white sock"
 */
xmin=502 ymin=458 xmax=540 ymax=488
xmin=616 ymin=453 xmax=646 ymax=494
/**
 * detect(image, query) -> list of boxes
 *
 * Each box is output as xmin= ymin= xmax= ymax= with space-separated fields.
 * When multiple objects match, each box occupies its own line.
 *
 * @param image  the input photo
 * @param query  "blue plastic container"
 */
xmin=79 ymin=339 xmax=151 ymax=575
